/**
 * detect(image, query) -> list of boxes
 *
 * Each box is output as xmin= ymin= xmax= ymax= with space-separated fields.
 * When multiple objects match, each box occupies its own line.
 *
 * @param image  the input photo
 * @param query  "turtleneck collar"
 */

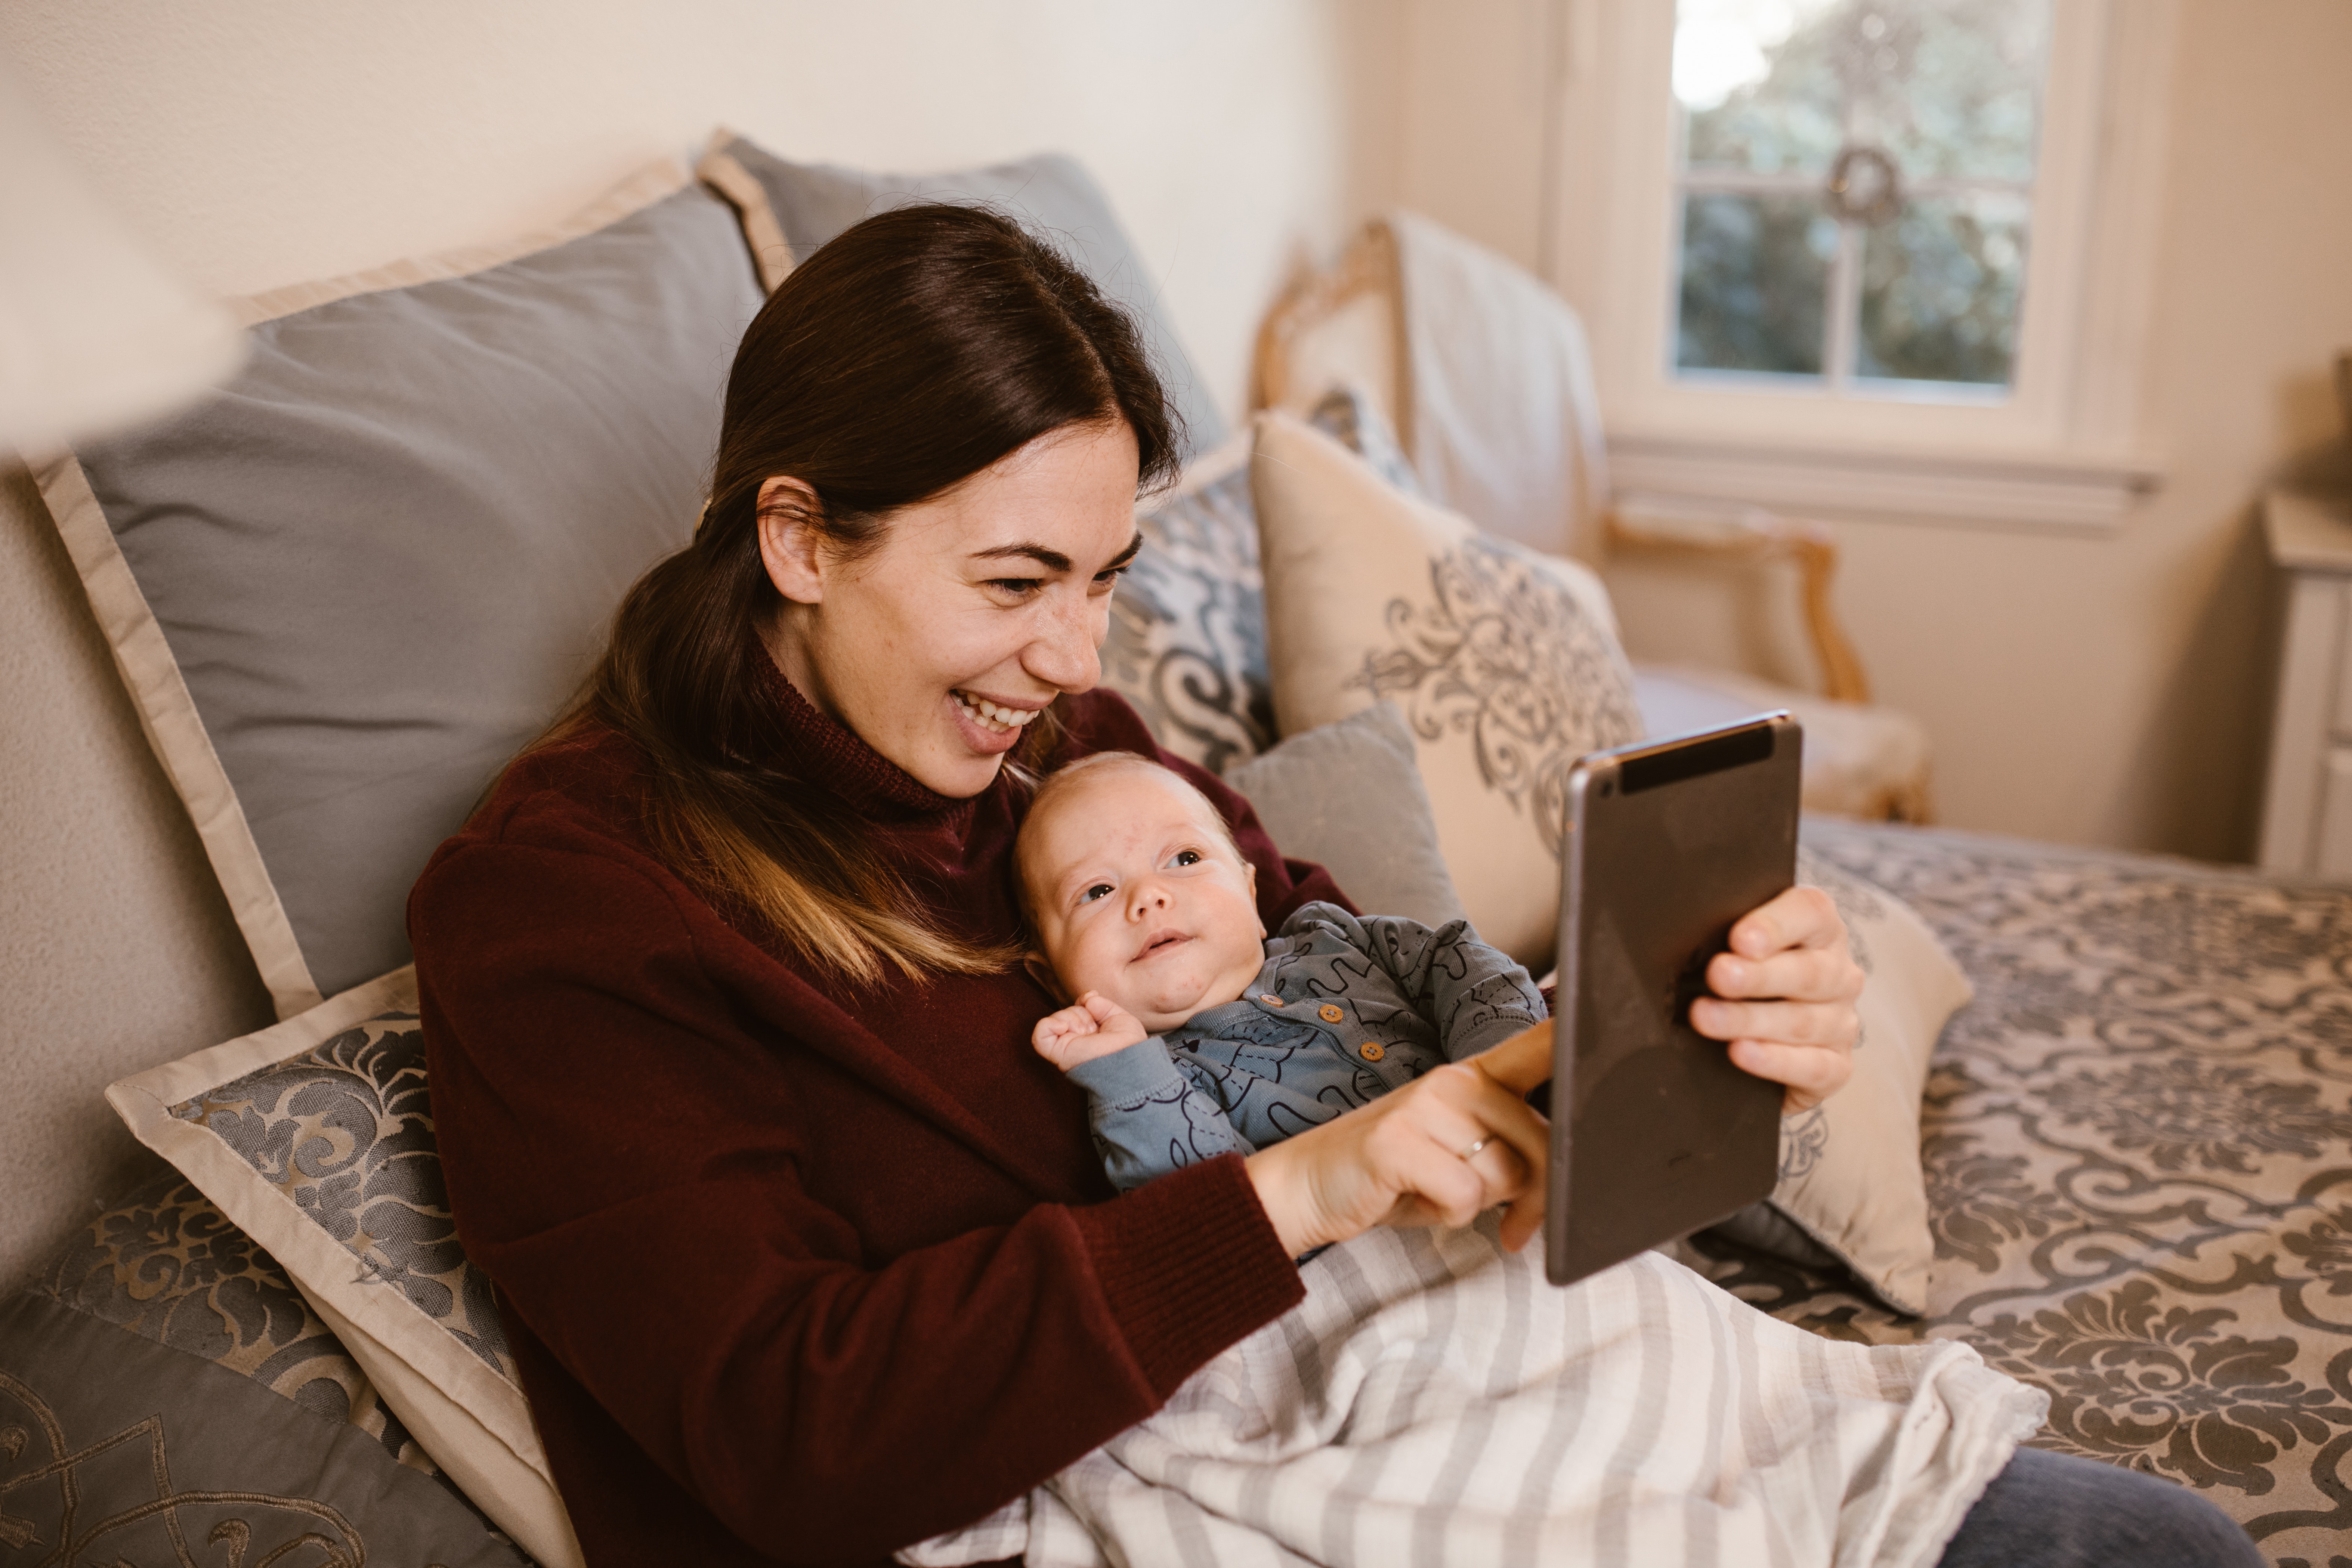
xmin=755 ymin=644 xmax=985 ymax=822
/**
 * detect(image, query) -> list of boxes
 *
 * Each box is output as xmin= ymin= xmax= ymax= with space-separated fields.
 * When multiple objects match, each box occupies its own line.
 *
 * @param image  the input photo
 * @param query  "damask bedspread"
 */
xmin=1667 ymin=819 xmax=2352 ymax=1568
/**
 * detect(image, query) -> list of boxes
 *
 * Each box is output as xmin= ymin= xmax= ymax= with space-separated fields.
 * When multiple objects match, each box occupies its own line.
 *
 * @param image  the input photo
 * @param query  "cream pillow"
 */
xmin=1708 ymin=844 xmax=1972 ymax=1315
xmin=1250 ymin=410 xmax=1641 ymax=967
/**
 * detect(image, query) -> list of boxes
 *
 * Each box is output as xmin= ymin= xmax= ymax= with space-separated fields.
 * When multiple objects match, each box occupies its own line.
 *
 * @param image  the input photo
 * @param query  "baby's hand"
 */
xmin=1032 ymin=992 xmax=1149 ymax=1071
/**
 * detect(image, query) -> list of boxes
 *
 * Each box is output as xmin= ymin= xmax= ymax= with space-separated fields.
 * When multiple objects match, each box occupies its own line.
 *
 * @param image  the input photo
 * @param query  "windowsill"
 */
xmin=1606 ymin=430 xmax=2164 ymax=533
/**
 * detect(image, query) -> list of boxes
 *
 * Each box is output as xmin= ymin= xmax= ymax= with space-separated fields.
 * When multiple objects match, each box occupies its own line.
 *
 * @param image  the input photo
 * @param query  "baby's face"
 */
xmin=1021 ymin=765 xmax=1265 ymax=1031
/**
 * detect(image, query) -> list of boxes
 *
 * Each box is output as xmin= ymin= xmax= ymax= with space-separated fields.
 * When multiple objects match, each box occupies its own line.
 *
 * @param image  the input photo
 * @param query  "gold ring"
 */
xmin=1457 ymin=1137 xmax=1489 ymax=1162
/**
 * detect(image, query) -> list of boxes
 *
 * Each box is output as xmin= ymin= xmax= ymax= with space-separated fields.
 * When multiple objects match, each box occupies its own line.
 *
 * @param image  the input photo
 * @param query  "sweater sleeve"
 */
xmin=1065 ymin=1036 xmax=1260 ymax=1193
xmin=412 ymin=834 xmax=1303 ymax=1563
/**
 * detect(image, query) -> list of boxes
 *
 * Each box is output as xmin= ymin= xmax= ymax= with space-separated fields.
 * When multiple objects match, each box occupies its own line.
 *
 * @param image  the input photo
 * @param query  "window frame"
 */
xmin=1549 ymin=0 xmax=2176 ymax=529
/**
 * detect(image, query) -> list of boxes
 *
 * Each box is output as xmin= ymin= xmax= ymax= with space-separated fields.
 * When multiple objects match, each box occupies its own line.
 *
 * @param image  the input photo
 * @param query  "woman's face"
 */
xmin=759 ymin=420 xmax=1143 ymax=799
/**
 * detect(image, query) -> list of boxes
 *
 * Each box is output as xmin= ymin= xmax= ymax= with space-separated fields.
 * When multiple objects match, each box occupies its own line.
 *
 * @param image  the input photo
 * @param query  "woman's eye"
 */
xmin=1081 ymin=882 xmax=1114 ymax=903
xmin=1172 ymin=849 xmax=1202 ymax=867
xmin=988 ymin=577 xmax=1044 ymax=597
xmin=1091 ymin=565 xmax=1129 ymax=590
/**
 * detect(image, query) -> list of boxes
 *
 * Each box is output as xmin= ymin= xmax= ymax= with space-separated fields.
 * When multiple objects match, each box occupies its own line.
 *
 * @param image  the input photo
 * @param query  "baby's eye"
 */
xmin=1081 ymin=882 xmax=1115 ymax=903
xmin=1172 ymin=849 xmax=1203 ymax=867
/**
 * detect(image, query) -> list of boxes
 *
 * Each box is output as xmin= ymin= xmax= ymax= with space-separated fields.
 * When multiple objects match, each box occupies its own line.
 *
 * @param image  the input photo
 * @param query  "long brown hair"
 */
xmin=561 ymin=204 xmax=1181 ymax=986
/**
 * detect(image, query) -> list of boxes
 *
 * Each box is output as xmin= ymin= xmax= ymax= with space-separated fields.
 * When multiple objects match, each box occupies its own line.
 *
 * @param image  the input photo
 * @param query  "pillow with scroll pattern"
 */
xmin=1101 ymin=433 xmax=1276 ymax=776
xmin=1251 ymin=409 xmax=1641 ymax=967
xmin=106 ymin=969 xmax=582 ymax=1568
xmin=1 ymin=1170 xmax=528 ymax=1567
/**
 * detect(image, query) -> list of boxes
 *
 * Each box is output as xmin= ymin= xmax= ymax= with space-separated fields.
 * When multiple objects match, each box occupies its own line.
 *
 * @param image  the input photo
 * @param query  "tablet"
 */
xmin=1544 ymin=713 xmax=1802 ymax=1287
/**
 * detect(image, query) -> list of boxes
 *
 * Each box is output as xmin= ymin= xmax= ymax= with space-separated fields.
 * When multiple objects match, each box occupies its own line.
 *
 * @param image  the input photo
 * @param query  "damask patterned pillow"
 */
xmin=1250 ymin=409 xmax=1641 ymax=967
xmin=105 ymin=969 xmax=582 ymax=1568
xmin=1101 ymin=432 xmax=1276 ymax=775
xmin=0 ymin=1171 xmax=528 ymax=1565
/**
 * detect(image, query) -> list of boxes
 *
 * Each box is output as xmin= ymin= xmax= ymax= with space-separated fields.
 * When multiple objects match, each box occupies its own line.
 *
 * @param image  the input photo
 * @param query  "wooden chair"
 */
xmin=1252 ymin=216 xmax=1931 ymax=823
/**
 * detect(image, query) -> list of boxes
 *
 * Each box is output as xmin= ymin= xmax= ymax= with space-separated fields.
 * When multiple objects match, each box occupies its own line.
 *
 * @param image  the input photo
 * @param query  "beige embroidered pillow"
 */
xmin=1249 ymin=410 xmax=1641 ymax=967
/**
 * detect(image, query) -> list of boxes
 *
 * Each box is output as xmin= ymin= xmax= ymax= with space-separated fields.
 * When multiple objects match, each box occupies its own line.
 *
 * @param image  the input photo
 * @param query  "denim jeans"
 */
xmin=1940 ymin=1447 xmax=2266 ymax=1568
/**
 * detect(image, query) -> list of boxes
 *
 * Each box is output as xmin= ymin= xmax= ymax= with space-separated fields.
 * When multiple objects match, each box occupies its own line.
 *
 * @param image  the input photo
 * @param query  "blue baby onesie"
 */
xmin=1063 ymin=901 xmax=1546 ymax=1193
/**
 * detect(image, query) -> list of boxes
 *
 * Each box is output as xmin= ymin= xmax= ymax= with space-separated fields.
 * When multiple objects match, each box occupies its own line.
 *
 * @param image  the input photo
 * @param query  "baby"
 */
xmin=1018 ymin=751 xmax=1546 ymax=1193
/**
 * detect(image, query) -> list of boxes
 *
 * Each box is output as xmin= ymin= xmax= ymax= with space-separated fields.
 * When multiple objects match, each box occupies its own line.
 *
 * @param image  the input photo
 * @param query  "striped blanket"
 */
xmin=906 ymin=1219 xmax=2045 ymax=1567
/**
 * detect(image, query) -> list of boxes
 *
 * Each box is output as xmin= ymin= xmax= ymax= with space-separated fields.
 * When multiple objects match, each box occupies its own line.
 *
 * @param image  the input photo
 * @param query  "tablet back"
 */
xmin=1545 ymin=714 xmax=1801 ymax=1287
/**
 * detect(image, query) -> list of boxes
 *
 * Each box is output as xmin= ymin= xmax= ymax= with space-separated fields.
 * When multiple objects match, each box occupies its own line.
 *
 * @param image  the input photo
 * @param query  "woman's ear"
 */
xmin=756 ymin=476 xmax=828 ymax=605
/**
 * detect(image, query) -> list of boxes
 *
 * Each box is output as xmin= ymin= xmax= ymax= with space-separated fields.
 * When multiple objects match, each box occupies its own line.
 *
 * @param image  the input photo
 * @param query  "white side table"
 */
xmin=2260 ymin=489 xmax=2352 ymax=876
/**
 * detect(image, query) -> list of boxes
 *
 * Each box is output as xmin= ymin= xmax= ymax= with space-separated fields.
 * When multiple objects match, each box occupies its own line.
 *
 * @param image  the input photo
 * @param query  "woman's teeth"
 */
xmin=954 ymin=692 xmax=1041 ymax=733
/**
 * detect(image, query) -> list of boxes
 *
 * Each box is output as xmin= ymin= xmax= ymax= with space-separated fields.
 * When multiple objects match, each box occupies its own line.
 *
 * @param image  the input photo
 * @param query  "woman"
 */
xmin=410 ymin=207 xmax=2258 ymax=1567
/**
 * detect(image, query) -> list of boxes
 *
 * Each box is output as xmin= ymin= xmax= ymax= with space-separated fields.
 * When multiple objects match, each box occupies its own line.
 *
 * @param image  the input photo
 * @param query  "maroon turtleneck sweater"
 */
xmin=409 ymin=669 xmax=1347 ymax=1565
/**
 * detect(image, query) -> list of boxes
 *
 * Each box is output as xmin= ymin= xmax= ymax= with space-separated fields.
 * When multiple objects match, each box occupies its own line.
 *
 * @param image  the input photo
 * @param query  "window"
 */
xmin=1548 ymin=0 xmax=2175 ymax=528
xmin=1672 ymin=0 xmax=2046 ymax=397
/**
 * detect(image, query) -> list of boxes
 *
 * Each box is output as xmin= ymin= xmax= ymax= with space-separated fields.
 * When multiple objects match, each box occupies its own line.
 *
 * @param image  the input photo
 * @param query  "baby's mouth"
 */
xmin=952 ymin=690 xmax=1042 ymax=734
xmin=1137 ymin=929 xmax=1190 ymax=961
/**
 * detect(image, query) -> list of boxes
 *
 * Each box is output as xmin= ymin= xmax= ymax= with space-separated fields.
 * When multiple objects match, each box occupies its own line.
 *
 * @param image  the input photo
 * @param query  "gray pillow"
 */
xmin=1228 ymin=701 xmax=1468 ymax=930
xmin=38 ymin=166 xmax=764 ymax=1009
xmin=7 ymin=1171 xmax=528 ymax=1566
xmin=708 ymin=134 xmax=1226 ymax=460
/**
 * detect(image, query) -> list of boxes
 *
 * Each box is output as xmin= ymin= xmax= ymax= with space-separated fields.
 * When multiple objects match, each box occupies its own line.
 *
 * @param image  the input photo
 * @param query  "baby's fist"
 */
xmin=1031 ymin=992 xmax=1149 ymax=1071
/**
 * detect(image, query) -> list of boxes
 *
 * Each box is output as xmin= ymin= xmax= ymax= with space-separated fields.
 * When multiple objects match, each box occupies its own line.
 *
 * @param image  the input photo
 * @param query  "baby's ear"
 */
xmin=1022 ymin=951 xmax=1066 ymax=1002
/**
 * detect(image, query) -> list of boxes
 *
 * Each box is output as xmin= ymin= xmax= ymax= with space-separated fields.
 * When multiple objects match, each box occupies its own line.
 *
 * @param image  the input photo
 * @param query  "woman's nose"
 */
xmin=1023 ymin=594 xmax=1103 ymax=693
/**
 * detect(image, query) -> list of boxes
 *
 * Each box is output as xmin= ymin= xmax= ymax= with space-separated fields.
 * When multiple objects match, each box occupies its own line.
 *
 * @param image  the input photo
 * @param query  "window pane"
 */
xmin=1679 ymin=0 xmax=1845 ymax=174
xmin=1678 ymin=0 xmax=2047 ymax=181
xmin=1876 ymin=1 xmax=2047 ymax=180
xmin=1676 ymin=193 xmax=1838 ymax=376
xmin=1856 ymin=192 xmax=2028 ymax=385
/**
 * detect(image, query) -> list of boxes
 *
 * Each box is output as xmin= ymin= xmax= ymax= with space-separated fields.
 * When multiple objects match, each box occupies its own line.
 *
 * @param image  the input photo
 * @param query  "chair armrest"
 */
xmin=1603 ymin=505 xmax=1873 ymax=705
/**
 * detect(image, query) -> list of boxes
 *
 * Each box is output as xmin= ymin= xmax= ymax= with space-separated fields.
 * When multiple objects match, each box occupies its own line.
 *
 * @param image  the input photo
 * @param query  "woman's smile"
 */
xmin=949 ymin=688 xmax=1045 ymax=752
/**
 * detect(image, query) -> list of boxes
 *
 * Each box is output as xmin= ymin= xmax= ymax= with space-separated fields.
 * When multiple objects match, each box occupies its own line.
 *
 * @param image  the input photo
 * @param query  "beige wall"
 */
xmin=0 ymin=0 xmax=1400 ymax=1284
xmin=1391 ymin=0 xmax=2352 ymax=863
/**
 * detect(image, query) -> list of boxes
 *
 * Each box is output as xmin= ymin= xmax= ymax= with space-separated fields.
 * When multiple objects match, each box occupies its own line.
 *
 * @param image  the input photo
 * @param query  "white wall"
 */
xmin=0 ymin=0 xmax=1402 ymax=1284
xmin=1388 ymin=0 xmax=2352 ymax=863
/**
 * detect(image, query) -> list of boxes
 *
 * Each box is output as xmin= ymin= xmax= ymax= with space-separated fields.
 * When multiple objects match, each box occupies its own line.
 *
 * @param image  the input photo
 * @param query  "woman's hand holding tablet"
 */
xmin=1545 ymin=714 xmax=1853 ymax=1286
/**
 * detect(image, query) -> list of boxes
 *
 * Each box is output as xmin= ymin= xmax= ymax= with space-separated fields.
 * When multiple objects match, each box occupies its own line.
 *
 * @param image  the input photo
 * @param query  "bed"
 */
xmin=6 ymin=140 xmax=2342 ymax=1568
xmin=1684 ymin=821 xmax=2352 ymax=1567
